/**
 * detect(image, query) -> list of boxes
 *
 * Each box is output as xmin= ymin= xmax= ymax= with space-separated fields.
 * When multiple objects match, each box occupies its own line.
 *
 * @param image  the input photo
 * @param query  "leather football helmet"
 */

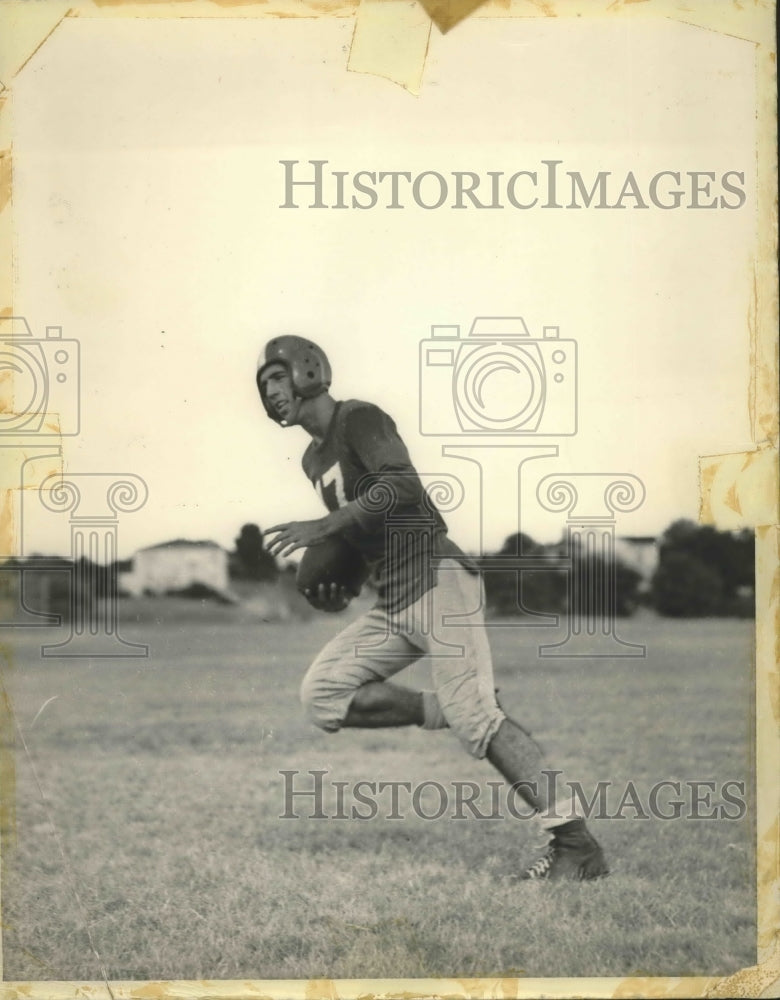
xmin=257 ymin=335 xmax=332 ymax=423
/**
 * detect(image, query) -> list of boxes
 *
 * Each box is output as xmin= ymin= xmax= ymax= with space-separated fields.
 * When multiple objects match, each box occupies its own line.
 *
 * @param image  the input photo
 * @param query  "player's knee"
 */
xmin=443 ymin=703 xmax=506 ymax=760
xmin=299 ymin=671 xmax=343 ymax=733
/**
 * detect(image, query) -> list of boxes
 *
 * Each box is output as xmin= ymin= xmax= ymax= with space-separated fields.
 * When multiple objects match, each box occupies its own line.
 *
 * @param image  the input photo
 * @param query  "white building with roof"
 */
xmin=120 ymin=539 xmax=229 ymax=596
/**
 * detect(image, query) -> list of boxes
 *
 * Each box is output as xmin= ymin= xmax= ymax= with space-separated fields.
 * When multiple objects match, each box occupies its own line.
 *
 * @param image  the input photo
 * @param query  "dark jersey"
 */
xmin=302 ymin=399 xmax=477 ymax=612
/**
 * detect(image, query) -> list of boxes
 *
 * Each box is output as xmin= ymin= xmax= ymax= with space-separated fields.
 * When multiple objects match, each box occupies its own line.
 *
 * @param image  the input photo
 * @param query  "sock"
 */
xmin=538 ymin=785 xmax=585 ymax=830
xmin=420 ymin=690 xmax=449 ymax=730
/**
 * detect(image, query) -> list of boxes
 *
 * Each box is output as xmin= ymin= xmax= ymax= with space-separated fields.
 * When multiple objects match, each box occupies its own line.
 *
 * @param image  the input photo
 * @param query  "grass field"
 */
xmin=0 ymin=603 xmax=756 ymax=983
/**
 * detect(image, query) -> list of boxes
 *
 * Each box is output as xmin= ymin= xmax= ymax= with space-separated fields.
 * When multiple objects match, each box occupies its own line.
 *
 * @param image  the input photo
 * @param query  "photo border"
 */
xmin=0 ymin=1 xmax=777 ymax=997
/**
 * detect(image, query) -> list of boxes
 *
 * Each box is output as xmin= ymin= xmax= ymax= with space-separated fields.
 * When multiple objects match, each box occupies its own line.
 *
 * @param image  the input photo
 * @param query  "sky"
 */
xmin=7 ymin=15 xmax=757 ymax=561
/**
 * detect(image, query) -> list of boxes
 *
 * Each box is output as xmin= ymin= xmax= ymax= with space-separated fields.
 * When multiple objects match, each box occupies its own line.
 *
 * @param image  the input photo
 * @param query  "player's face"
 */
xmin=260 ymin=363 xmax=299 ymax=424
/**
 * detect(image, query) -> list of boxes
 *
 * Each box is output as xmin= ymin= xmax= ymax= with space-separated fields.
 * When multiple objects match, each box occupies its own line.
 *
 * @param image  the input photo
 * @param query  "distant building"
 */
xmin=120 ymin=539 xmax=229 ymax=596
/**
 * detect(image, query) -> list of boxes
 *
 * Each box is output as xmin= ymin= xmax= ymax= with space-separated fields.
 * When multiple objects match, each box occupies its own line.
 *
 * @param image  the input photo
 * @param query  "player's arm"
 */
xmin=266 ymin=407 xmax=421 ymax=555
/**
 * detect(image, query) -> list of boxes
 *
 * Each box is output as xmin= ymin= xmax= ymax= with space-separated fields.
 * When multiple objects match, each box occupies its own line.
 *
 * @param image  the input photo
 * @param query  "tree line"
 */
xmin=480 ymin=519 xmax=754 ymax=619
xmin=3 ymin=519 xmax=753 ymax=620
xmin=231 ymin=518 xmax=755 ymax=619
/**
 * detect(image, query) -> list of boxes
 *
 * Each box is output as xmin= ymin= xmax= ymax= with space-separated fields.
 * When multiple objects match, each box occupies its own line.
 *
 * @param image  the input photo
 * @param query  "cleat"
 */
xmin=521 ymin=819 xmax=609 ymax=882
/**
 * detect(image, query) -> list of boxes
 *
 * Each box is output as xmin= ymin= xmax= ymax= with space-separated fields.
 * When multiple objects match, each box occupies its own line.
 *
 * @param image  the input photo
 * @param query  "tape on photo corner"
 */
xmin=699 ymin=448 xmax=780 ymax=531
xmin=347 ymin=0 xmax=491 ymax=93
xmin=347 ymin=0 xmax=432 ymax=94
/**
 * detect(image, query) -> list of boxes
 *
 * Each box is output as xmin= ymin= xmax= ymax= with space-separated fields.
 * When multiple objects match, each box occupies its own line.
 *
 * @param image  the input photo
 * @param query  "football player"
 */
xmin=260 ymin=335 xmax=608 ymax=880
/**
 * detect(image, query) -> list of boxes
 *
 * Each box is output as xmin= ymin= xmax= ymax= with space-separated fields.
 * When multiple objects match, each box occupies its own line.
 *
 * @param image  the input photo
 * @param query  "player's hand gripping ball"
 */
xmin=296 ymin=535 xmax=370 ymax=612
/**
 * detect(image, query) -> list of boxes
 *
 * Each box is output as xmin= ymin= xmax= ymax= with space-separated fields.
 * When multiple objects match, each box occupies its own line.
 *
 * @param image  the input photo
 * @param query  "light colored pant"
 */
xmin=299 ymin=560 xmax=506 ymax=758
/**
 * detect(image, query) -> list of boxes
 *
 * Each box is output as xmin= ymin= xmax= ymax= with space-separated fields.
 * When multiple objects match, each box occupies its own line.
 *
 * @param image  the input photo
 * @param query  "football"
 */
xmin=295 ymin=534 xmax=370 ymax=597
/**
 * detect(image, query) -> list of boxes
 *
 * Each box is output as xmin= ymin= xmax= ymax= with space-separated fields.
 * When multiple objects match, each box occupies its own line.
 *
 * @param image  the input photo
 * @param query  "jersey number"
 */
xmin=315 ymin=464 xmax=347 ymax=509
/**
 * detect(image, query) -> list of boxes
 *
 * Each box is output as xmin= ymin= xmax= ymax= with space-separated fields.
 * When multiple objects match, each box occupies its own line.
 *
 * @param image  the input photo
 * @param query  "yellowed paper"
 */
xmin=0 ymin=2 xmax=777 ymax=999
